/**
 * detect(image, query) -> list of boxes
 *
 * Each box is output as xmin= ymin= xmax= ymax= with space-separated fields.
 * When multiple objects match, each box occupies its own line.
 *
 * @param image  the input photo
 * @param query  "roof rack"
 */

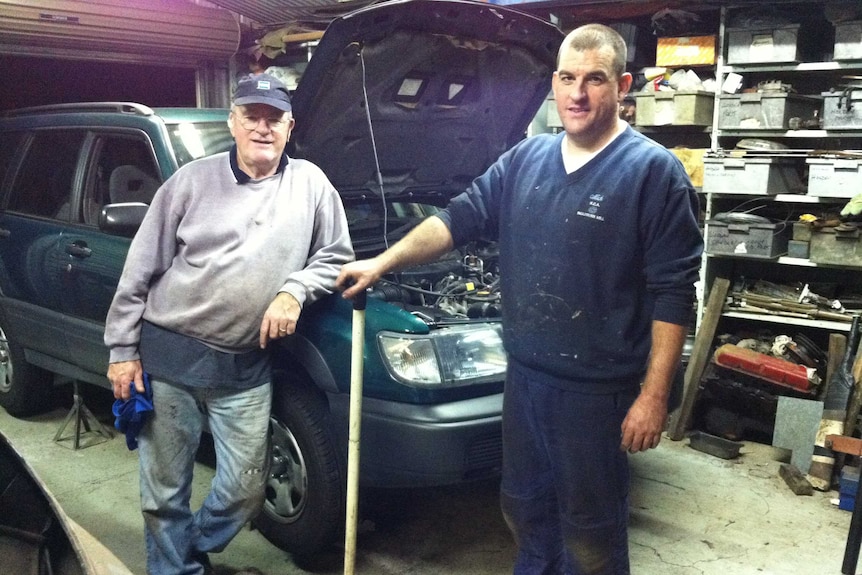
xmin=3 ymin=102 xmax=155 ymax=117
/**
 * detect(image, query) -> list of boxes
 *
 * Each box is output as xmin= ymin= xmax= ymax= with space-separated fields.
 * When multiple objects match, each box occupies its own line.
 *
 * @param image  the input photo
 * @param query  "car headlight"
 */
xmin=378 ymin=324 xmax=507 ymax=387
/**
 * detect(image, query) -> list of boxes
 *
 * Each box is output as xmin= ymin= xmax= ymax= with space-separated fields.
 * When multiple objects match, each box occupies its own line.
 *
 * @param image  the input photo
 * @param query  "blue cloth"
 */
xmin=112 ymin=372 xmax=154 ymax=450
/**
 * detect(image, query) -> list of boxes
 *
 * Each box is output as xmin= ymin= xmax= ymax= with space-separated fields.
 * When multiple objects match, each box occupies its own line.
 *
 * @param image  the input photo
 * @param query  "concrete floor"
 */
xmin=0 ymin=382 xmax=856 ymax=575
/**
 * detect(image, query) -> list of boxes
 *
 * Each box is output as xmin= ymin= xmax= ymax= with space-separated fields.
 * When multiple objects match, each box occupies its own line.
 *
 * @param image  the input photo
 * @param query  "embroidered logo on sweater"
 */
xmin=576 ymin=193 xmax=606 ymax=221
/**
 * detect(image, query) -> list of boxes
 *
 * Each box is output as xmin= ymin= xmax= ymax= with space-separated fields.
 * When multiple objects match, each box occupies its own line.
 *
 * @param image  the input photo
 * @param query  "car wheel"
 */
xmin=0 ymin=325 xmax=54 ymax=417
xmin=254 ymin=371 xmax=344 ymax=558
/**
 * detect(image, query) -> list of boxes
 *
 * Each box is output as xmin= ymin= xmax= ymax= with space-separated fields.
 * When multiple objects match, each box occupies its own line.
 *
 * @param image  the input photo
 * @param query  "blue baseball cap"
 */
xmin=233 ymin=73 xmax=291 ymax=112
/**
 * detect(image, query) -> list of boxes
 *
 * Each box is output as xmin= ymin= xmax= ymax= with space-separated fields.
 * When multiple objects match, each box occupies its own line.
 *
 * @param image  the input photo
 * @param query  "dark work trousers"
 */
xmin=500 ymin=362 xmax=637 ymax=575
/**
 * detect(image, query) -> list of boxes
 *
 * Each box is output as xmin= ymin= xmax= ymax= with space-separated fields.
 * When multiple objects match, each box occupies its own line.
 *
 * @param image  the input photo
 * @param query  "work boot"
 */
xmin=192 ymin=552 xmax=214 ymax=575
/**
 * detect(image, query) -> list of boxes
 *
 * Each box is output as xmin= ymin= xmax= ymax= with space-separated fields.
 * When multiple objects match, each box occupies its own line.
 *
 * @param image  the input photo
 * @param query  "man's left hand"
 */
xmin=260 ymin=292 xmax=301 ymax=348
xmin=620 ymin=393 xmax=667 ymax=453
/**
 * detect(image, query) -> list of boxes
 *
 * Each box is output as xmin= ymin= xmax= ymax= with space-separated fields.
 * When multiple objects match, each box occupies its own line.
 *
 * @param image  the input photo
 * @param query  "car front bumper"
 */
xmin=328 ymin=391 xmax=503 ymax=488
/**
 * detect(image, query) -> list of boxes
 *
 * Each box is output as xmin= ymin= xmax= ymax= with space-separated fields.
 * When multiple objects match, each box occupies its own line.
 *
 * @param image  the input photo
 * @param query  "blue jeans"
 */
xmin=138 ymin=378 xmax=272 ymax=575
xmin=500 ymin=363 xmax=636 ymax=575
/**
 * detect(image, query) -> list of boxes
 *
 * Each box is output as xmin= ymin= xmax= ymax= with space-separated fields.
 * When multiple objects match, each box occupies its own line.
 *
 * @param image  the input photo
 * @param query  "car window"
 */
xmin=0 ymin=131 xmax=25 ymax=196
xmin=86 ymin=134 xmax=161 ymax=225
xmin=166 ymin=121 xmax=234 ymax=168
xmin=8 ymin=130 xmax=86 ymax=219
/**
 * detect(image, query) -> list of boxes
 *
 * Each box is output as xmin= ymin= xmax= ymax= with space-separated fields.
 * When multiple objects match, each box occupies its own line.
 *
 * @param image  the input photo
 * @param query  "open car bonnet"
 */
xmin=289 ymin=0 xmax=562 ymax=203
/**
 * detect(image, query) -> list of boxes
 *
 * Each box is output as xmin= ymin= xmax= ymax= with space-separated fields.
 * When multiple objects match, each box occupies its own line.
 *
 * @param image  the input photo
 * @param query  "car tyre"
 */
xmin=254 ymin=370 xmax=344 ymax=559
xmin=0 ymin=325 xmax=54 ymax=416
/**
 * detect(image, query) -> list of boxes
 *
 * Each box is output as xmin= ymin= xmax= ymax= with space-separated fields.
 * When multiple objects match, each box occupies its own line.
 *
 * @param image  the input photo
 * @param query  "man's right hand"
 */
xmin=336 ymin=257 xmax=385 ymax=300
xmin=107 ymin=360 xmax=145 ymax=401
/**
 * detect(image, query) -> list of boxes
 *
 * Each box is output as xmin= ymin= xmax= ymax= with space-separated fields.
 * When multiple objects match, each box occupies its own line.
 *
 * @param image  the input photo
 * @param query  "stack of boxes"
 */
xmin=634 ymin=35 xmax=716 ymax=128
xmin=696 ymin=16 xmax=862 ymax=264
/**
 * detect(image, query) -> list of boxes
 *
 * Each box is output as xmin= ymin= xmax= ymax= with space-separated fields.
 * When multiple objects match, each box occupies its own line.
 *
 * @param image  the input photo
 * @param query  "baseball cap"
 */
xmin=233 ymin=73 xmax=292 ymax=112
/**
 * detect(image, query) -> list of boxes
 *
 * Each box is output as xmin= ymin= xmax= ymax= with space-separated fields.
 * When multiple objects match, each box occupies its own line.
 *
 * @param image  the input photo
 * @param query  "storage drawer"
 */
xmin=703 ymin=156 xmax=804 ymax=195
xmin=634 ymin=91 xmax=714 ymax=127
xmin=718 ymin=93 xmax=821 ymax=130
xmin=822 ymin=90 xmax=862 ymax=129
xmin=835 ymin=20 xmax=862 ymax=61
xmin=809 ymin=225 xmax=862 ymax=267
xmin=806 ymin=158 xmax=862 ymax=198
xmin=726 ymin=25 xmax=804 ymax=64
xmin=706 ymin=219 xmax=790 ymax=259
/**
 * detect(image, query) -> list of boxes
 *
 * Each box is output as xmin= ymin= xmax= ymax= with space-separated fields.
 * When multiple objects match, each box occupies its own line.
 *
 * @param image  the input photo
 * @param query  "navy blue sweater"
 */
xmin=438 ymin=128 xmax=703 ymax=390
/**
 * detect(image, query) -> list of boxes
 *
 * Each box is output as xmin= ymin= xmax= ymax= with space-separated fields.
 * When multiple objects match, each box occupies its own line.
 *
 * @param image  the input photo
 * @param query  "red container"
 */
xmin=712 ymin=343 xmax=816 ymax=393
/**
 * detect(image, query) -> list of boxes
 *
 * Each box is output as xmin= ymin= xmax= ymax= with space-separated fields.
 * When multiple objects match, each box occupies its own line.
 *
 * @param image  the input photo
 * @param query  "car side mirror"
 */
xmin=99 ymin=202 xmax=149 ymax=238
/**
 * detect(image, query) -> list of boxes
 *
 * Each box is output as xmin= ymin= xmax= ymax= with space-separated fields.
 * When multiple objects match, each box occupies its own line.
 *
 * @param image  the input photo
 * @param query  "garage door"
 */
xmin=0 ymin=0 xmax=240 ymax=65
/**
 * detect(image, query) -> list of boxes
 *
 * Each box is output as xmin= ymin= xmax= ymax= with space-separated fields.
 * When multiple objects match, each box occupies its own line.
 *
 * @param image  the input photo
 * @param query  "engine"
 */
xmin=369 ymin=241 xmax=502 ymax=321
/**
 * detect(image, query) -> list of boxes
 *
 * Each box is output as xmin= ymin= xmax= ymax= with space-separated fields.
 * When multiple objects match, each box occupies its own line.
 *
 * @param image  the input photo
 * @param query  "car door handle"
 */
xmin=65 ymin=242 xmax=92 ymax=258
xmin=0 ymin=228 xmax=10 ymax=238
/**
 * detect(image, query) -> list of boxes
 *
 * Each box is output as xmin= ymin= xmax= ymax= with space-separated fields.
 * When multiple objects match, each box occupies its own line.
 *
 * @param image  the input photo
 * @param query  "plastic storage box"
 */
xmin=705 ymin=218 xmax=790 ymax=259
xmin=718 ymin=93 xmax=821 ymax=130
xmin=806 ymin=157 xmax=862 ymax=198
xmin=726 ymin=25 xmax=804 ymax=64
xmin=634 ymin=91 xmax=714 ymax=126
xmin=835 ymin=21 xmax=862 ymax=61
xmin=822 ymin=89 xmax=862 ymax=129
xmin=703 ymin=156 xmax=805 ymax=195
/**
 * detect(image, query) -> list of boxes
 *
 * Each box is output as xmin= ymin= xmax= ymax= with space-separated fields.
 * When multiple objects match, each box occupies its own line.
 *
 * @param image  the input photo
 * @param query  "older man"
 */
xmin=105 ymin=73 xmax=353 ymax=575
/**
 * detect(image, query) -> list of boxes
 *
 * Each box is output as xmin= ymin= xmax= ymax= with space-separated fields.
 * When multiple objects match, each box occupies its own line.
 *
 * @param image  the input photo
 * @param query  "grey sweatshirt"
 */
xmin=104 ymin=151 xmax=354 ymax=362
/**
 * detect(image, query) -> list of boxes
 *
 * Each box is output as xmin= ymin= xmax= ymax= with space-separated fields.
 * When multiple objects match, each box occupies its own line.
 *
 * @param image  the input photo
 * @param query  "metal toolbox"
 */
xmin=806 ymin=157 xmax=862 ymax=198
xmin=634 ymin=91 xmax=714 ymax=127
xmin=726 ymin=25 xmax=804 ymax=64
xmin=835 ymin=20 xmax=862 ymax=61
xmin=718 ymin=93 xmax=821 ymax=130
xmin=705 ymin=218 xmax=790 ymax=259
xmin=822 ymin=89 xmax=862 ymax=129
xmin=703 ymin=156 xmax=805 ymax=195
xmin=809 ymin=224 xmax=862 ymax=267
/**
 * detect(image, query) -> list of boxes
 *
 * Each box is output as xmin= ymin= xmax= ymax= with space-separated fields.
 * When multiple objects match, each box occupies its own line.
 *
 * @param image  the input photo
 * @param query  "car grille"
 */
xmin=464 ymin=432 xmax=502 ymax=479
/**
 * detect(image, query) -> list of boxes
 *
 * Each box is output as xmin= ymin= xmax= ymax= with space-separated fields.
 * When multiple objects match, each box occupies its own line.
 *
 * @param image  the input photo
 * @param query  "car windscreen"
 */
xmin=166 ymin=122 xmax=234 ymax=168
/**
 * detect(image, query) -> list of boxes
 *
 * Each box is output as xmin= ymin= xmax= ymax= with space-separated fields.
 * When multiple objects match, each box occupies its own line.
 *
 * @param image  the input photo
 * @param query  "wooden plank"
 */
xmin=827 ymin=434 xmax=862 ymax=457
xmin=667 ymin=276 xmax=731 ymax=441
xmin=822 ymin=334 xmax=848 ymax=403
xmin=779 ymin=463 xmax=814 ymax=495
xmin=842 ymin=345 xmax=862 ymax=435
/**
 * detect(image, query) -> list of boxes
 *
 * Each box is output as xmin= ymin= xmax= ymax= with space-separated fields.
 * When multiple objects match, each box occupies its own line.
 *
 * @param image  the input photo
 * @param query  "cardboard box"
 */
xmin=809 ymin=225 xmax=862 ymax=267
xmin=835 ymin=20 xmax=862 ymax=61
xmin=706 ymin=218 xmax=790 ymax=259
xmin=806 ymin=158 xmax=862 ymax=198
xmin=656 ymin=35 xmax=716 ymax=66
xmin=703 ymin=156 xmax=805 ymax=195
xmin=670 ymin=148 xmax=706 ymax=188
xmin=727 ymin=25 xmax=804 ymax=64
xmin=718 ymin=93 xmax=821 ymax=130
xmin=634 ymin=91 xmax=714 ymax=127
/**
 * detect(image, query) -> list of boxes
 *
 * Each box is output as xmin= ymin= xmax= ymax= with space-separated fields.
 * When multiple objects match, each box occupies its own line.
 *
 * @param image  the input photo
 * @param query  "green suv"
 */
xmin=0 ymin=0 xmax=561 ymax=557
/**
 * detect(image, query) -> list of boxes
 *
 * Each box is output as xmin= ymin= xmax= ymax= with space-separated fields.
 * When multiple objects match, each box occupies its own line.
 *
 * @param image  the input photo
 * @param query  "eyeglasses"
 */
xmin=236 ymin=113 xmax=289 ymax=131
